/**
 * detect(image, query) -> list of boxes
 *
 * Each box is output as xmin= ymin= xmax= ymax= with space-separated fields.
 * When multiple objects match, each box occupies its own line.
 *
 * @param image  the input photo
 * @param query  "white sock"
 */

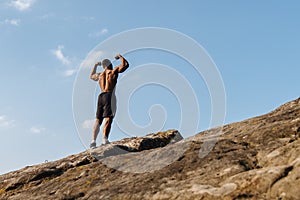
xmin=91 ymin=140 xmax=96 ymax=143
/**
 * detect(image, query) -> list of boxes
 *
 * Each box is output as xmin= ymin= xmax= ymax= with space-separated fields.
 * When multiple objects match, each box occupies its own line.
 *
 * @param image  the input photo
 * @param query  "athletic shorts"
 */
xmin=96 ymin=92 xmax=116 ymax=119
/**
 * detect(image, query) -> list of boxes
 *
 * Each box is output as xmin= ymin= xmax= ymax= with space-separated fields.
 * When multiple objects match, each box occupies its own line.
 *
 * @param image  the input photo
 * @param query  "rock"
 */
xmin=189 ymin=183 xmax=237 ymax=196
xmin=0 ymin=98 xmax=300 ymax=199
xmin=90 ymin=129 xmax=183 ymax=159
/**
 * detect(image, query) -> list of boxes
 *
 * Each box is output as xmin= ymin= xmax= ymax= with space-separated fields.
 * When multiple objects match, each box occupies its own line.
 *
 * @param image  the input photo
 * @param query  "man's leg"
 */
xmin=90 ymin=118 xmax=103 ymax=148
xmin=103 ymin=117 xmax=113 ymax=144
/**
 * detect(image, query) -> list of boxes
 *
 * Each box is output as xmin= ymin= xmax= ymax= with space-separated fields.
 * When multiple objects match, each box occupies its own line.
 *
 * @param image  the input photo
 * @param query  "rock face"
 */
xmin=1 ymin=98 xmax=300 ymax=200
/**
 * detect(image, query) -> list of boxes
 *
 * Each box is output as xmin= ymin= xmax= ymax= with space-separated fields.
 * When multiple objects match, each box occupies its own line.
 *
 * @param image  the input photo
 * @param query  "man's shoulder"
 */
xmin=111 ymin=67 xmax=120 ymax=74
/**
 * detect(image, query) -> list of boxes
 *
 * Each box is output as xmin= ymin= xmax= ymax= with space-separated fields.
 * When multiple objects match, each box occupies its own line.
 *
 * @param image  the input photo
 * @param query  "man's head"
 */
xmin=102 ymin=59 xmax=112 ymax=70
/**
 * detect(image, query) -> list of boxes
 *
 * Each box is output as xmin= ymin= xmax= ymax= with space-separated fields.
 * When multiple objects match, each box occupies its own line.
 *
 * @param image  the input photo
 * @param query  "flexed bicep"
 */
xmin=114 ymin=54 xmax=129 ymax=73
xmin=90 ymin=73 xmax=100 ymax=81
xmin=90 ymin=62 xmax=101 ymax=81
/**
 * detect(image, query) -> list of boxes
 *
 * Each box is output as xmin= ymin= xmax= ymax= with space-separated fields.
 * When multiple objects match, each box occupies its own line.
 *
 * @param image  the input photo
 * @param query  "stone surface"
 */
xmin=0 ymin=98 xmax=300 ymax=199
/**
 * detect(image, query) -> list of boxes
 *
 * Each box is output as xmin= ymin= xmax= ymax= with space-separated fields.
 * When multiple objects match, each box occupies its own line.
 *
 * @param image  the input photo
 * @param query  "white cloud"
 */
xmin=82 ymin=119 xmax=95 ymax=129
xmin=10 ymin=0 xmax=36 ymax=11
xmin=89 ymin=28 xmax=108 ymax=37
xmin=3 ymin=18 xmax=20 ymax=26
xmin=51 ymin=45 xmax=78 ymax=77
xmin=30 ymin=126 xmax=46 ymax=134
xmin=0 ymin=115 xmax=15 ymax=128
xmin=51 ymin=45 xmax=71 ymax=65
xmin=63 ymin=69 xmax=77 ymax=77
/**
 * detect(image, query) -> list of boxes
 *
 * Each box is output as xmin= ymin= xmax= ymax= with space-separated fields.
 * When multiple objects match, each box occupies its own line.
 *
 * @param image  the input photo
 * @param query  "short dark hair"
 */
xmin=102 ymin=59 xmax=112 ymax=69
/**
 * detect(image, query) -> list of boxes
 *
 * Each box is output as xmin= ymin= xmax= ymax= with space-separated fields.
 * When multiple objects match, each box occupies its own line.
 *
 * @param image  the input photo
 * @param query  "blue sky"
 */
xmin=0 ymin=0 xmax=299 ymax=175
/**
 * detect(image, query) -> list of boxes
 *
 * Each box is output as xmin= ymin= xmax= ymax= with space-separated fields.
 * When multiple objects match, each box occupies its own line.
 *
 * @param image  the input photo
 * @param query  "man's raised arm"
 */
xmin=90 ymin=62 xmax=101 ymax=81
xmin=114 ymin=54 xmax=129 ymax=73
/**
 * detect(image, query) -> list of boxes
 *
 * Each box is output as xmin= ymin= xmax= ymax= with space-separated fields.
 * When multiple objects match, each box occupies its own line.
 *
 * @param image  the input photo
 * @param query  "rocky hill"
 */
xmin=0 ymin=98 xmax=300 ymax=200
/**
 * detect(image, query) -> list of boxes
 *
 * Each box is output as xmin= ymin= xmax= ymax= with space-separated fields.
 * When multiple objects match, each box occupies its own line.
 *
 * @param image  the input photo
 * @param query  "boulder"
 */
xmin=0 ymin=98 xmax=299 ymax=199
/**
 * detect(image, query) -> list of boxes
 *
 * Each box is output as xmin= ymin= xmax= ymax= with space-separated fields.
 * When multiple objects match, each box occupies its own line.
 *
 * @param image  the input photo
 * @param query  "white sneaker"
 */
xmin=102 ymin=138 xmax=110 ymax=145
xmin=90 ymin=142 xmax=96 ymax=149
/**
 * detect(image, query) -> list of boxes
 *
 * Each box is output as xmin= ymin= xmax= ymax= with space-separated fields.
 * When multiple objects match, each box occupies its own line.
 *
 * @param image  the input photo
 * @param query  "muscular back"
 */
xmin=99 ymin=69 xmax=119 ymax=92
xmin=90 ymin=55 xmax=129 ymax=91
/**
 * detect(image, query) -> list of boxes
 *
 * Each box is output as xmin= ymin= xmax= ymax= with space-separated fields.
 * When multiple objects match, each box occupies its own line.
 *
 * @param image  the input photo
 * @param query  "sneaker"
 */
xmin=90 ymin=142 xmax=96 ymax=149
xmin=102 ymin=138 xmax=110 ymax=145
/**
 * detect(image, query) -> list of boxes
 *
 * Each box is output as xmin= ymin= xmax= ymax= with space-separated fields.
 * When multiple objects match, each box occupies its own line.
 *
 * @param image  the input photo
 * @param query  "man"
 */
xmin=89 ymin=54 xmax=129 ymax=148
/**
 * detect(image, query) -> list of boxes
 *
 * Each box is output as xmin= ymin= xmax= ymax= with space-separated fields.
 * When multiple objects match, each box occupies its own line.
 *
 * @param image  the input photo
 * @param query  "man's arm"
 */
xmin=114 ymin=54 xmax=129 ymax=73
xmin=90 ymin=62 xmax=101 ymax=81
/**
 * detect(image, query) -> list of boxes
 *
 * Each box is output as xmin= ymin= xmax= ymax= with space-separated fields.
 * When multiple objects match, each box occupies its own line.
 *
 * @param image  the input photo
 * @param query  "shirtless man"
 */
xmin=89 ymin=54 xmax=129 ymax=148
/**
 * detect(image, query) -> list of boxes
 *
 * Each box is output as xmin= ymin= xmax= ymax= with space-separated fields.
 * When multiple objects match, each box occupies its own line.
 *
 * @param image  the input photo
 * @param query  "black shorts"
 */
xmin=96 ymin=92 xmax=116 ymax=119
